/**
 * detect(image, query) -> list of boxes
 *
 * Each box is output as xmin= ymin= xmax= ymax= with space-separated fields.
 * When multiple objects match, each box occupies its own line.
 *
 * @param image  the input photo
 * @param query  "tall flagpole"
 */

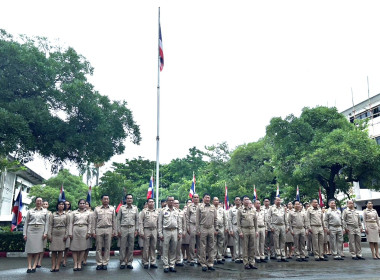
xmin=155 ymin=7 xmax=161 ymax=209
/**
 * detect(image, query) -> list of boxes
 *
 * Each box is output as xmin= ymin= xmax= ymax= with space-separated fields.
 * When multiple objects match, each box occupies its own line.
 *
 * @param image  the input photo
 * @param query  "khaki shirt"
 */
xmin=139 ymin=208 xmax=159 ymax=235
xmin=93 ymin=205 xmax=116 ymax=234
xmin=196 ymin=203 xmax=218 ymax=232
xmin=228 ymin=205 xmax=240 ymax=231
xmin=342 ymin=208 xmax=361 ymax=229
xmin=324 ymin=208 xmax=342 ymax=227
xmin=268 ymin=205 xmax=287 ymax=228
xmin=23 ymin=207 xmax=49 ymax=236
xmin=178 ymin=209 xmax=186 ymax=235
xmin=186 ymin=203 xmax=199 ymax=231
xmin=70 ymin=209 xmax=91 ymax=235
xmin=216 ymin=206 xmax=227 ymax=229
xmin=48 ymin=211 xmax=69 ymax=238
xmin=117 ymin=204 xmax=139 ymax=232
xmin=363 ymin=208 xmax=380 ymax=228
xmin=158 ymin=206 xmax=182 ymax=237
xmin=288 ymin=210 xmax=308 ymax=231
xmin=307 ymin=207 xmax=324 ymax=228
xmin=256 ymin=209 xmax=266 ymax=229
xmin=237 ymin=206 xmax=258 ymax=234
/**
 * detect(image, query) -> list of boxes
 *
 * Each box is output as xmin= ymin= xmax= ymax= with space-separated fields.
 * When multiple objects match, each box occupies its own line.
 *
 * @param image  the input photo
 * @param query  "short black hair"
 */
xmin=241 ymin=195 xmax=249 ymax=200
xmin=161 ymin=199 xmax=166 ymax=203
xmin=234 ymin=196 xmax=241 ymax=200
xmin=56 ymin=200 xmax=65 ymax=210
xmin=126 ymin=194 xmax=133 ymax=199
xmin=35 ymin=197 xmax=43 ymax=202
xmin=101 ymin=195 xmax=109 ymax=199
xmin=203 ymin=193 xmax=210 ymax=198
xmin=77 ymin=199 xmax=86 ymax=206
xmin=328 ymin=199 xmax=336 ymax=204
xmin=147 ymin=198 xmax=154 ymax=203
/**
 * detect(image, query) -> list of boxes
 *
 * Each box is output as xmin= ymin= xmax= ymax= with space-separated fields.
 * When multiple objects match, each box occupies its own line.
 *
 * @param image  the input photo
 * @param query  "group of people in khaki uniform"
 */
xmin=23 ymin=193 xmax=380 ymax=274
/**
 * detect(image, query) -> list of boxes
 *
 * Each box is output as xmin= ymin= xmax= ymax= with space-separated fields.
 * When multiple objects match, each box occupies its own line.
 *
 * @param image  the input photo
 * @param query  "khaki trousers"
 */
xmin=241 ymin=227 xmax=256 ymax=266
xmin=293 ymin=228 xmax=306 ymax=259
xmin=214 ymin=227 xmax=225 ymax=261
xmin=95 ymin=227 xmax=112 ymax=265
xmin=255 ymin=227 xmax=266 ymax=260
xmin=328 ymin=226 xmax=343 ymax=258
xmin=265 ymin=230 xmax=275 ymax=258
xmin=119 ymin=226 xmax=135 ymax=265
xmin=142 ymin=228 xmax=157 ymax=265
xmin=162 ymin=228 xmax=178 ymax=268
xmin=199 ymin=226 xmax=215 ymax=268
xmin=175 ymin=235 xmax=182 ymax=264
xmin=273 ymin=224 xmax=286 ymax=259
xmin=232 ymin=224 xmax=243 ymax=260
xmin=347 ymin=225 xmax=362 ymax=257
xmin=310 ymin=225 xmax=324 ymax=259
xmin=188 ymin=223 xmax=199 ymax=263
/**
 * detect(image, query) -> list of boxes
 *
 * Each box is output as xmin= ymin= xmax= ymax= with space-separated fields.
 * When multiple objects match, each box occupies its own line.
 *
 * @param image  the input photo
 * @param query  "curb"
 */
xmin=0 ymin=250 xmax=142 ymax=258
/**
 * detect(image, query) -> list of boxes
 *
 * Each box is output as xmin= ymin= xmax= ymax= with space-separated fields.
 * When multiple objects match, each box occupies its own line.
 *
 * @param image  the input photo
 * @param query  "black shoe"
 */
xmin=36 ymin=265 xmax=41 ymax=268
xmin=27 ymin=269 xmax=32 ymax=273
xmin=102 ymin=265 xmax=107 ymax=270
xmin=249 ymin=264 xmax=258 ymax=269
xmin=96 ymin=265 xmax=103 ymax=270
xmin=296 ymin=258 xmax=302 ymax=262
xmin=73 ymin=268 xmax=78 ymax=271
xmin=150 ymin=264 xmax=158 ymax=269
xmin=352 ymin=257 xmax=359 ymax=260
xmin=202 ymin=266 xmax=207 ymax=272
xmin=322 ymin=258 xmax=328 ymax=261
xmin=256 ymin=259 xmax=261 ymax=263
xmin=261 ymin=259 xmax=268 ymax=263
xmin=357 ymin=256 xmax=365 ymax=260
xmin=235 ymin=260 xmax=240 ymax=263
xmin=245 ymin=265 xmax=250 ymax=270
xmin=144 ymin=265 xmax=149 ymax=269
xmin=127 ymin=265 xmax=133 ymax=269
xmin=31 ymin=269 xmax=36 ymax=273
xmin=217 ymin=260 xmax=224 ymax=264
xmin=323 ymin=254 xmax=328 ymax=258
xmin=281 ymin=259 xmax=289 ymax=262
xmin=176 ymin=263 xmax=184 ymax=267
xmin=157 ymin=255 xmax=161 ymax=260
xmin=120 ymin=265 xmax=125 ymax=269
xmin=208 ymin=266 xmax=215 ymax=271
xmin=169 ymin=267 xmax=177 ymax=272
xmin=315 ymin=258 xmax=321 ymax=261
xmin=164 ymin=268 xmax=169 ymax=273
xmin=222 ymin=258 xmax=226 ymax=261
xmin=77 ymin=268 xmax=82 ymax=271
xmin=302 ymin=258 xmax=308 ymax=262
xmin=270 ymin=256 xmax=276 ymax=260
xmin=338 ymin=257 xmax=344 ymax=260
xmin=190 ymin=262 xmax=195 ymax=266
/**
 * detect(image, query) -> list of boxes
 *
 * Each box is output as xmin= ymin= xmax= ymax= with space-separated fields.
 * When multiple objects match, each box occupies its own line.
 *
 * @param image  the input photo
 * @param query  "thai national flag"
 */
xmin=86 ymin=185 xmax=92 ymax=205
xmin=296 ymin=186 xmax=300 ymax=201
xmin=11 ymin=191 xmax=23 ymax=231
xmin=253 ymin=185 xmax=257 ymax=201
xmin=116 ymin=201 xmax=123 ymax=213
xmin=189 ymin=173 xmax=196 ymax=198
xmin=318 ymin=187 xmax=324 ymax=207
xmin=58 ymin=184 xmax=65 ymax=202
xmin=276 ymin=184 xmax=280 ymax=198
xmin=159 ymin=23 xmax=164 ymax=72
xmin=224 ymin=182 xmax=229 ymax=210
xmin=147 ymin=175 xmax=154 ymax=200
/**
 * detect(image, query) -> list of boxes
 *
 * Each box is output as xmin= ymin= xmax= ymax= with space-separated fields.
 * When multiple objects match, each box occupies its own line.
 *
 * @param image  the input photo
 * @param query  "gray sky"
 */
xmin=2 ymin=0 xmax=380 ymax=180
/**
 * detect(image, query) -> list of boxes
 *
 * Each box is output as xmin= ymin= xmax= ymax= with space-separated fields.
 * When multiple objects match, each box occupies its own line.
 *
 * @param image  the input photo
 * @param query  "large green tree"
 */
xmin=0 ymin=30 xmax=140 ymax=172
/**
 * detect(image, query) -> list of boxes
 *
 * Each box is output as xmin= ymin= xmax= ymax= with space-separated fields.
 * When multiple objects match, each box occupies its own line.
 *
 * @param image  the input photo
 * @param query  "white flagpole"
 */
xmin=155 ymin=7 xmax=161 ymax=209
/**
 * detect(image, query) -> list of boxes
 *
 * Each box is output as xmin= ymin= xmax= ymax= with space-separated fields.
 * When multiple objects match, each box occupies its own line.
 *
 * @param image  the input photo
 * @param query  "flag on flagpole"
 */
xmin=253 ymin=185 xmax=257 ymax=201
xmin=296 ymin=185 xmax=300 ymax=201
xmin=276 ymin=183 xmax=280 ymax=198
xmin=58 ymin=183 xmax=65 ymax=202
xmin=147 ymin=174 xmax=154 ymax=200
xmin=224 ymin=182 xmax=229 ymax=210
xmin=318 ymin=187 xmax=324 ymax=207
xmin=189 ymin=172 xmax=196 ymax=198
xmin=86 ymin=185 xmax=92 ymax=205
xmin=11 ymin=191 xmax=23 ymax=231
xmin=159 ymin=21 xmax=164 ymax=71
xmin=116 ymin=201 xmax=123 ymax=213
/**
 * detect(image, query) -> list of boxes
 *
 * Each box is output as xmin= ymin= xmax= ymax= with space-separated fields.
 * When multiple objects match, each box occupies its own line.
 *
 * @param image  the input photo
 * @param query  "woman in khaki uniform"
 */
xmin=37 ymin=200 xmax=51 ymax=268
xmin=82 ymin=201 xmax=93 ymax=266
xmin=363 ymin=201 xmax=380 ymax=259
xmin=63 ymin=200 xmax=72 ymax=267
xmin=48 ymin=201 xmax=69 ymax=272
xmin=69 ymin=199 xmax=91 ymax=271
xmin=23 ymin=197 xmax=49 ymax=273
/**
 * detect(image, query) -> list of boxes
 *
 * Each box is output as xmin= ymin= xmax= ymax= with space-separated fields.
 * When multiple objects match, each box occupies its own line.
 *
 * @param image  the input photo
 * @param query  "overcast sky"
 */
xmin=2 ymin=0 xmax=380 ymax=180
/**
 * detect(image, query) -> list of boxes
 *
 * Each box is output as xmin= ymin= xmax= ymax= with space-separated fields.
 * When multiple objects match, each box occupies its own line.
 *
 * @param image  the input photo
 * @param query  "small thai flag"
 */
xmin=296 ymin=186 xmax=300 ymax=201
xmin=58 ymin=184 xmax=65 ymax=202
xmin=11 ymin=191 xmax=23 ymax=231
xmin=159 ymin=23 xmax=164 ymax=71
xmin=86 ymin=185 xmax=92 ymax=205
xmin=224 ymin=182 xmax=229 ymax=210
xmin=147 ymin=175 xmax=154 ymax=200
xmin=189 ymin=173 xmax=196 ymax=198
xmin=276 ymin=184 xmax=280 ymax=198
xmin=253 ymin=185 xmax=257 ymax=201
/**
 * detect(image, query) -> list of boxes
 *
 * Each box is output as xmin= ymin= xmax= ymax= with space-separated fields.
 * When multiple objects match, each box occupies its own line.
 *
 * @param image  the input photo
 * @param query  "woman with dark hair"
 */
xmin=363 ymin=201 xmax=380 ymax=259
xmin=69 ymin=199 xmax=91 ymax=271
xmin=36 ymin=200 xmax=52 ymax=268
xmin=23 ymin=197 xmax=49 ymax=273
xmin=63 ymin=200 xmax=72 ymax=267
xmin=48 ymin=201 xmax=69 ymax=272
xmin=82 ymin=201 xmax=93 ymax=266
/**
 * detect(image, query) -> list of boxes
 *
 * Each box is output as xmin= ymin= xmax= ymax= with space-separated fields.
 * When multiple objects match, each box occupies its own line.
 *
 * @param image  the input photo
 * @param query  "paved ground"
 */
xmin=1 ymin=245 xmax=379 ymax=280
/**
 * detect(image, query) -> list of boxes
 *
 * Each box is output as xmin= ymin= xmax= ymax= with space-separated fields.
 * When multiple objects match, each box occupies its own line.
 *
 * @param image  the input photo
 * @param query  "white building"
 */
xmin=341 ymin=92 xmax=380 ymax=212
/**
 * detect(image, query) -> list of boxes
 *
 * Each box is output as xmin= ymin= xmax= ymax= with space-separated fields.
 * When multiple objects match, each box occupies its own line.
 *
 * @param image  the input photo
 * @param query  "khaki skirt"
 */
xmin=70 ymin=225 xmax=89 ymax=251
xmin=50 ymin=227 xmax=66 ymax=251
xmin=25 ymin=225 xmax=45 ymax=254
xmin=182 ymin=231 xmax=190 ymax=245
xmin=86 ymin=236 xmax=93 ymax=249
xmin=367 ymin=223 xmax=379 ymax=243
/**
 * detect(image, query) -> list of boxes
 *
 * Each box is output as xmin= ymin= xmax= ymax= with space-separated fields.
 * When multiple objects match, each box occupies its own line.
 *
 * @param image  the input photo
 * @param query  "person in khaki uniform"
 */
xmin=237 ymin=196 xmax=258 ymax=270
xmin=262 ymin=198 xmax=275 ymax=260
xmin=307 ymin=199 xmax=327 ymax=261
xmin=254 ymin=200 xmax=267 ymax=263
xmin=196 ymin=193 xmax=218 ymax=272
xmin=156 ymin=199 xmax=167 ymax=260
xmin=174 ymin=199 xmax=186 ymax=266
xmin=288 ymin=200 xmax=308 ymax=262
xmin=285 ymin=202 xmax=294 ymax=259
xmin=363 ymin=201 xmax=380 ymax=259
xmin=139 ymin=198 xmax=159 ymax=269
xmin=117 ymin=194 xmax=139 ymax=269
xmin=158 ymin=196 xmax=182 ymax=273
xmin=186 ymin=193 xmax=200 ymax=266
xmin=342 ymin=200 xmax=365 ymax=260
xmin=324 ymin=199 xmax=344 ymax=260
xmin=268 ymin=197 xmax=288 ymax=262
xmin=213 ymin=197 xmax=227 ymax=264
xmin=229 ymin=196 xmax=243 ymax=263
xmin=92 ymin=195 xmax=116 ymax=270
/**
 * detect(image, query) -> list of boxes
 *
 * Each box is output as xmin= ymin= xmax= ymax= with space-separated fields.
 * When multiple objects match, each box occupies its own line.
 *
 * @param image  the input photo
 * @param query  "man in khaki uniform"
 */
xmin=254 ymin=200 xmax=267 ymax=263
xmin=213 ymin=197 xmax=227 ymax=264
xmin=238 ymin=196 xmax=258 ymax=270
xmin=342 ymin=200 xmax=365 ymax=260
xmin=117 ymin=194 xmax=139 ymax=269
xmin=304 ymin=202 xmax=313 ymax=256
xmin=196 ymin=193 xmax=218 ymax=272
xmin=158 ymin=196 xmax=182 ymax=273
xmin=139 ymin=198 xmax=159 ymax=269
xmin=307 ymin=199 xmax=327 ymax=261
xmin=174 ymin=199 xmax=186 ymax=266
xmin=229 ymin=196 xmax=243 ymax=263
xmin=268 ymin=197 xmax=288 ymax=262
xmin=156 ymin=199 xmax=167 ymax=260
xmin=262 ymin=198 xmax=275 ymax=260
xmin=186 ymin=193 xmax=200 ymax=266
xmin=93 ymin=195 xmax=116 ymax=270
xmin=288 ymin=200 xmax=308 ymax=262
xmin=324 ymin=199 xmax=344 ymax=260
